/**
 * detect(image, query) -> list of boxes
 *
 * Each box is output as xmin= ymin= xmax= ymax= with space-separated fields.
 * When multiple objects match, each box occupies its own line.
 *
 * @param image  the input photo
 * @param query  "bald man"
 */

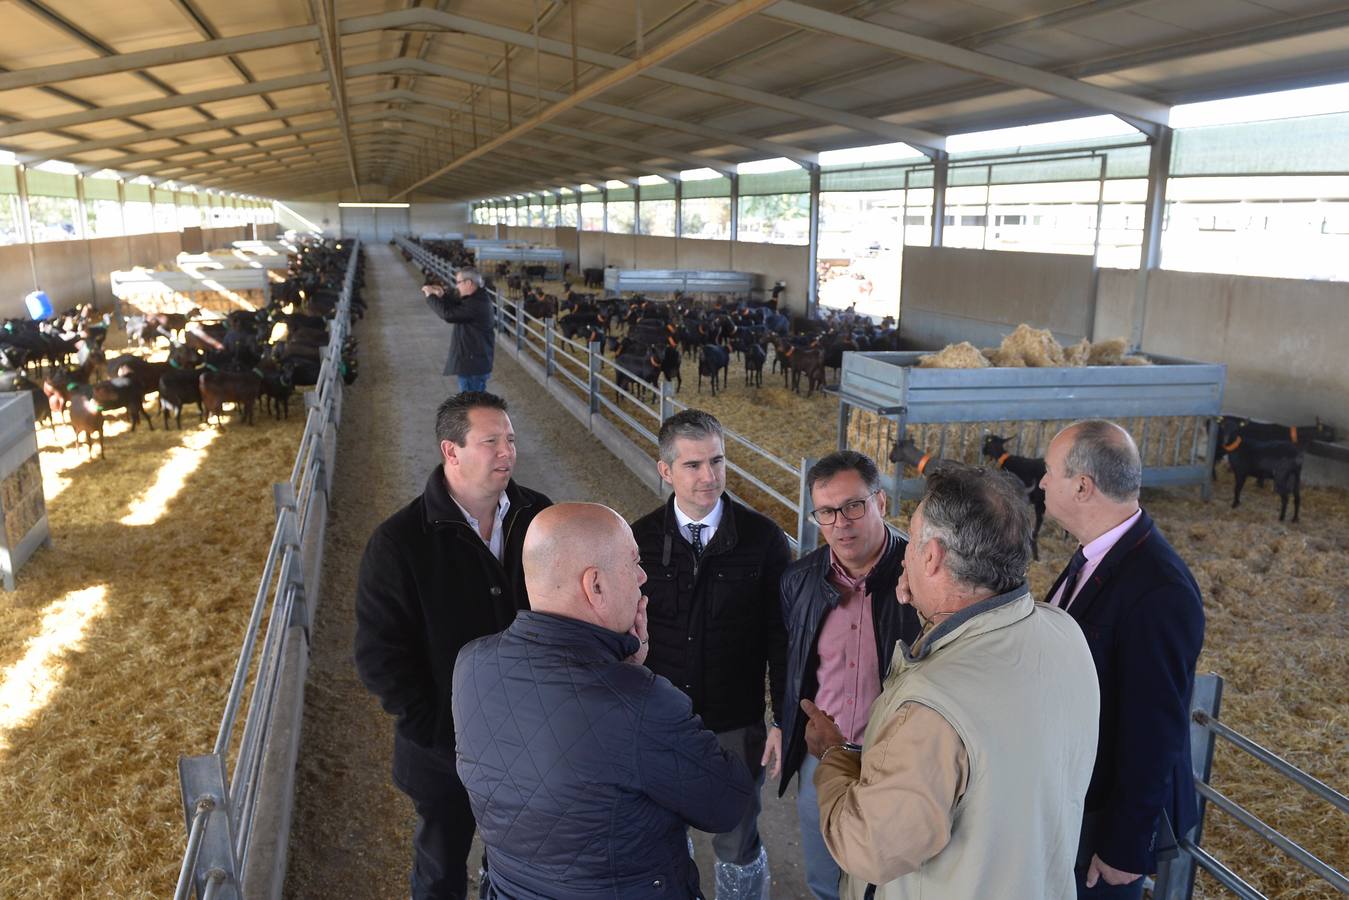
xmin=1040 ymin=420 xmax=1204 ymax=899
xmin=453 ymin=504 xmax=754 ymax=900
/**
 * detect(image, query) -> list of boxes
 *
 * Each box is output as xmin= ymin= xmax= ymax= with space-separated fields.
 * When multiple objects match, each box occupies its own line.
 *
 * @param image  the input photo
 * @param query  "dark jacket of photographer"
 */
xmin=426 ymin=285 xmax=494 ymax=376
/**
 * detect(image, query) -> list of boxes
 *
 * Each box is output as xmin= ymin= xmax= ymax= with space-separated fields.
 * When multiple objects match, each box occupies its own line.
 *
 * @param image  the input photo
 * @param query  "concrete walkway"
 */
xmin=284 ymin=244 xmax=814 ymax=899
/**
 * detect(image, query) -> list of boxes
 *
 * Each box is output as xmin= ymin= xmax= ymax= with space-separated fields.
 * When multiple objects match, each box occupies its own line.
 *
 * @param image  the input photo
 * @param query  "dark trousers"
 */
xmin=709 ymin=720 xmax=767 ymax=866
xmin=409 ymin=783 xmax=477 ymax=900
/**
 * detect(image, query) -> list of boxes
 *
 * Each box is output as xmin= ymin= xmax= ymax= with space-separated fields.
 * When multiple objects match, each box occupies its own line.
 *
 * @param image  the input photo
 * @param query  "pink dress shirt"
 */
xmin=813 ymin=552 xmax=882 ymax=743
xmin=1051 ymin=508 xmax=1144 ymax=609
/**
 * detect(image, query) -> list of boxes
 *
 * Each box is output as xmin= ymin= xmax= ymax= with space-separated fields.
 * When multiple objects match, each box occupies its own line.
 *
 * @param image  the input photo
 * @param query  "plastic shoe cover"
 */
xmin=714 ymin=846 xmax=770 ymax=900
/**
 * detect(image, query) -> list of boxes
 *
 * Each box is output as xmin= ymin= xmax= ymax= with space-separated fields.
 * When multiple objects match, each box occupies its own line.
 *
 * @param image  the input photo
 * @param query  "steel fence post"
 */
xmin=798 ymin=456 xmax=820 ymax=553
xmin=545 ymin=319 xmax=555 ymax=378
xmin=176 ymin=754 xmax=241 ymax=900
xmin=588 ymin=341 xmax=601 ymax=417
xmin=659 ymin=378 xmax=674 ymax=426
xmin=1153 ymin=673 xmax=1223 ymax=900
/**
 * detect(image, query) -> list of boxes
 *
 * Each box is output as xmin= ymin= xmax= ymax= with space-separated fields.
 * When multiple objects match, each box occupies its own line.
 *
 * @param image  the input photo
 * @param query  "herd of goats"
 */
xmin=410 ymin=238 xmax=903 ymax=400
xmin=0 ymin=238 xmax=362 ymax=458
xmin=412 ymin=238 xmax=1336 ymax=528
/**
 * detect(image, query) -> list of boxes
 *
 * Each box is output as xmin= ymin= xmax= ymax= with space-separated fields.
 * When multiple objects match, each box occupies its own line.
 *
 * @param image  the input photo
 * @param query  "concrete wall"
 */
xmin=677 ymin=237 xmax=732 ymax=272
xmin=579 ymin=231 xmax=605 ymax=271
xmin=1095 ymin=267 xmax=1349 ymax=429
xmin=899 ymin=246 xmax=1096 ymax=349
xmin=0 ymin=226 xmax=270 ymax=318
xmin=410 ymin=202 xmax=470 ymax=234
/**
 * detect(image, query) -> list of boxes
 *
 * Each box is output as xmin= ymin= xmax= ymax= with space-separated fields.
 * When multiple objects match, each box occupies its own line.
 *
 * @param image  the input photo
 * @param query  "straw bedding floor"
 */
xmin=0 ymin=399 xmax=305 ymax=898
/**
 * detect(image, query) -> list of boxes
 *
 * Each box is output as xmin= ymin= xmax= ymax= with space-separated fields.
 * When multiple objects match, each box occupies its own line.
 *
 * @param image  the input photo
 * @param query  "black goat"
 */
xmin=744 ymin=341 xmax=766 ymax=388
xmin=889 ymin=438 xmax=958 ymax=477
xmin=1220 ymin=422 xmax=1305 ymax=522
xmin=981 ymin=434 xmax=1046 ymax=561
xmin=698 ymin=344 xmax=730 ymax=396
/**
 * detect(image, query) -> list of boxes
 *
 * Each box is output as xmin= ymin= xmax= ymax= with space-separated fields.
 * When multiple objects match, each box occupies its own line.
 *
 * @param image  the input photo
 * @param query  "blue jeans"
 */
xmin=457 ymin=373 xmax=489 ymax=393
xmin=796 ymin=753 xmax=842 ymax=900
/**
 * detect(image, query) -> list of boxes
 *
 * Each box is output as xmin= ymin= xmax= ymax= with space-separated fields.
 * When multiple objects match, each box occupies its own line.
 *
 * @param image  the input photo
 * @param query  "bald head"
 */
xmin=1062 ymin=419 xmax=1142 ymax=502
xmin=523 ymin=503 xmax=645 ymax=631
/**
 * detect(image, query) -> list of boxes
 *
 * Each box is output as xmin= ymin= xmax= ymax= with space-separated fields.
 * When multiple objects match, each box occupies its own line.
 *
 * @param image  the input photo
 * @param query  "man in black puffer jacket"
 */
xmin=355 ymin=392 xmax=551 ymax=900
xmin=630 ymin=410 xmax=790 ymax=899
xmin=454 ymin=503 xmax=752 ymax=899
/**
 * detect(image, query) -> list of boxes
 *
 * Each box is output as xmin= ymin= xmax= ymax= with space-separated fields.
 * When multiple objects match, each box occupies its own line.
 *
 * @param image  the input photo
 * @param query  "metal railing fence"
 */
xmin=395 ymin=235 xmax=821 ymax=552
xmin=173 ymin=239 xmax=360 ymax=900
xmin=1153 ymin=674 xmax=1348 ymax=900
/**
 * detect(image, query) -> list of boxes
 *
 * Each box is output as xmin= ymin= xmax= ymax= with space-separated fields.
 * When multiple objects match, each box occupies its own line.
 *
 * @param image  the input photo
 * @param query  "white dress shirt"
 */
xmin=453 ymin=492 xmax=512 ymax=562
xmin=673 ymin=496 xmax=724 ymax=549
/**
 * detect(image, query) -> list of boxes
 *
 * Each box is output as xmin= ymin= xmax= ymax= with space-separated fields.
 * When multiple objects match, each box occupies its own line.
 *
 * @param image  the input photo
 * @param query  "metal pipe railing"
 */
xmin=1193 ymin=709 xmax=1349 ymax=814
xmin=176 ymin=238 xmax=360 ymax=900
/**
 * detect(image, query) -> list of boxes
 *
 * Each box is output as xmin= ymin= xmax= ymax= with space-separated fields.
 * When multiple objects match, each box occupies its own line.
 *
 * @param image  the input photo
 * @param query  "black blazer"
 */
xmin=1048 ymin=509 xmax=1205 ymax=874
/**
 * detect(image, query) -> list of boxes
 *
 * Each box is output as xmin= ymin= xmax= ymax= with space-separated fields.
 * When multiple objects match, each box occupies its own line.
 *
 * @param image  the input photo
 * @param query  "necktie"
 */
xmin=688 ymin=522 xmax=706 ymax=558
xmin=1057 ymin=546 xmax=1088 ymax=608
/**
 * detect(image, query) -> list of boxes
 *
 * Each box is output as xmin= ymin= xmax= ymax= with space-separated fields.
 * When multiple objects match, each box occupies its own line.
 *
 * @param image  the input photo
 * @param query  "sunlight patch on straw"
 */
xmin=120 ymin=427 xmax=221 ymax=526
xmin=0 ymin=585 xmax=108 ymax=751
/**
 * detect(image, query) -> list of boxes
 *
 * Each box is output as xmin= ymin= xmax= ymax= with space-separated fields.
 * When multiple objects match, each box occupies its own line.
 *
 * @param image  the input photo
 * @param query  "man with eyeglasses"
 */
xmin=777 ymin=450 xmax=922 ymax=899
xmin=422 ymin=266 xmax=495 ymax=392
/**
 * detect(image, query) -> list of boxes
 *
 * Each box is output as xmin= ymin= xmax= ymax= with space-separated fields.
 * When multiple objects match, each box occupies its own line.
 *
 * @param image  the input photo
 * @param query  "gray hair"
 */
xmin=918 ymin=464 xmax=1032 ymax=594
xmin=658 ymin=409 xmax=724 ymax=465
xmin=457 ymin=267 xmax=484 ymax=289
xmin=807 ymin=450 xmax=882 ymax=495
xmin=1064 ymin=419 xmax=1142 ymax=502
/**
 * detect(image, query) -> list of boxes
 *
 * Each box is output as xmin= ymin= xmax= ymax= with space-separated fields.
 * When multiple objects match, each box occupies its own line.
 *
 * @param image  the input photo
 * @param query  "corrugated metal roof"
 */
xmin=0 ymin=0 xmax=1340 ymax=200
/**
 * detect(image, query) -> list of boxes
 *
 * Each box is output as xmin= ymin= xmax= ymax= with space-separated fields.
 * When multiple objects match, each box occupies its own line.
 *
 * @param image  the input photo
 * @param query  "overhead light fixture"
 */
xmin=338 ymin=202 xmax=411 ymax=208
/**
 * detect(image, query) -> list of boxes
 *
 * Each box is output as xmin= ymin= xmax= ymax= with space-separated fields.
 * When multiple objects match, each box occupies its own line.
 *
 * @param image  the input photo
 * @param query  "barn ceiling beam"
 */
xmin=351 ymin=65 xmax=819 ymax=165
xmin=90 ymin=124 xmax=339 ymax=170
xmin=534 ymin=122 xmax=735 ymax=175
xmin=0 ymin=72 xmax=329 ymax=140
xmin=391 ymin=0 xmax=779 ymax=199
xmin=358 ymin=7 xmax=940 ymax=152
xmin=310 ymin=0 xmax=362 ymax=200
xmin=755 ymin=1 xmax=1170 ymax=130
xmin=13 ymin=104 xmax=332 ymax=162
xmin=351 ymin=104 xmax=678 ymax=179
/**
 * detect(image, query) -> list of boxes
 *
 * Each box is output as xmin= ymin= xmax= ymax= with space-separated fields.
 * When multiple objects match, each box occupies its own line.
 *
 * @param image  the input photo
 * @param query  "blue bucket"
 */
xmin=25 ymin=290 xmax=52 ymax=321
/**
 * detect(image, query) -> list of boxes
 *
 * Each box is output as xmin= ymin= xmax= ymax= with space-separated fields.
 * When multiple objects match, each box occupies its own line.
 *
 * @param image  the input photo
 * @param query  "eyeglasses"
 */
xmin=810 ymin=490 xmax=879 ymax=526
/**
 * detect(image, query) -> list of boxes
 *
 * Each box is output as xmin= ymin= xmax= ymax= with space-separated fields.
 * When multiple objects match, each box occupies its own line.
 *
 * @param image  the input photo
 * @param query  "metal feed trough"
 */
xmin=469 ymin=243 xmax=567 ymax=277
xmin=602 ymin=268 xmax=762 ymax=298
xmin=834 ymin=350 xmax=1227 ymax=501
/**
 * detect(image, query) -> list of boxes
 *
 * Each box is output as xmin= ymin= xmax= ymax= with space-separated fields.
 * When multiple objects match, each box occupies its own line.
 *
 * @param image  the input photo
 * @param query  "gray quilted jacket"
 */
xmin=453 ymin=610 xmax=753 ymax=899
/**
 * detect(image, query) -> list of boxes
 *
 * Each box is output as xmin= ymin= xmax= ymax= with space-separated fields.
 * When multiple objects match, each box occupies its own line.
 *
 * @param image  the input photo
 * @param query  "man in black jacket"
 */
xmin=422 ymin=266 xmax=495 ymax=392
xmin=454 ymin=503 xmax=752 ymax=899
xmin=630 ymin=410 xmax=790 ymax=900
xmin=778 ymin=450 xmax=921 ymax=900
xmin=355 ymin=391 xmax=552 ymax=900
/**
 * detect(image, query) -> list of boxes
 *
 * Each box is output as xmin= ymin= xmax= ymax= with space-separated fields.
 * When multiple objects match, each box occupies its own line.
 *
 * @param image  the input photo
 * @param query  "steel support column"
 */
xmin=806 ymin=165 xmax=821 ymax=319
xmin=674 ymin=178 xmax=683 ymax=237
xmin=729 ymin=174 xmax=739 ymax=241
xmin=1132 ymin=126 xmax=1173 ymax=351
xmin=930 ymin=151 xmax=949 ymax=247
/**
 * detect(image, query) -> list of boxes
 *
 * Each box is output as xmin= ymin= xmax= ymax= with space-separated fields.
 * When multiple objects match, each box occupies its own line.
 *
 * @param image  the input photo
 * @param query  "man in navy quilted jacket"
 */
xmin=453 ymin=503 xmax=753 ymax=899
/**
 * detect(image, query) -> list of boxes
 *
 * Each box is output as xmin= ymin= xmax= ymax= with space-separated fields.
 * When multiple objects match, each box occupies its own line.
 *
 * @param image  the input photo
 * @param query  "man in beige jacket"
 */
xmin=803 ymin=464 xmax=1100 ymax=900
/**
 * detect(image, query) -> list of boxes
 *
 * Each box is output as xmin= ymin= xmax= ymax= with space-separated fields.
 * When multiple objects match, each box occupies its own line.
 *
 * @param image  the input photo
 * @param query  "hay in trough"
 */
xmin=917 ymin=342 xmax=990 ymax=369
xmin=1063 ymin=338 xmax=1092 ymax=367
xmin=0 ymin=380 xmax=306 ymax=897
xmin=999 ymin=323 xmax=1067 ymax=367
xmin=1087 ymin=337 xmax=1129 ymax=366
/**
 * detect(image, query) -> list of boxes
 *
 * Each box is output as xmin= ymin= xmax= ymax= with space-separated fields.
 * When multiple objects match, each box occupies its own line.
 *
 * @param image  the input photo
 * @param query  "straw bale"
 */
xmin=0 ymin=387 xmax=305 ymax=896
xmin=981 ymin=346 xmax=1026 ymax=367
xmin=917 ymin=342 xmax=990 ymax=369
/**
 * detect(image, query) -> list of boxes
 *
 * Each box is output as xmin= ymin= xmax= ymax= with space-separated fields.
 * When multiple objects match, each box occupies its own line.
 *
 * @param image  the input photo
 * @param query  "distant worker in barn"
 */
xmin=1040 ymin=420 xmax=1205 ymax=899
xmin=422 ymin=266 xmax=494 ymax=392
xmin=804 ymin=464 xmax=1100 ymax=899
xmin=778 ymin=450 xmax=922 ymax=900
xmin=454 ymin=503 xmax=753 ymax=899
xmin=354 ymin=391 xmax=551 ymax=900
xmin=630 ymin=410 xmax=792 ymax=898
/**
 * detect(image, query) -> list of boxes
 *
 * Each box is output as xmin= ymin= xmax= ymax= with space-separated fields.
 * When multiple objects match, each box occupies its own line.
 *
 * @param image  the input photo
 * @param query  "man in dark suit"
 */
xmin=1040 ymin=419 xmax=1206 ymax=899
